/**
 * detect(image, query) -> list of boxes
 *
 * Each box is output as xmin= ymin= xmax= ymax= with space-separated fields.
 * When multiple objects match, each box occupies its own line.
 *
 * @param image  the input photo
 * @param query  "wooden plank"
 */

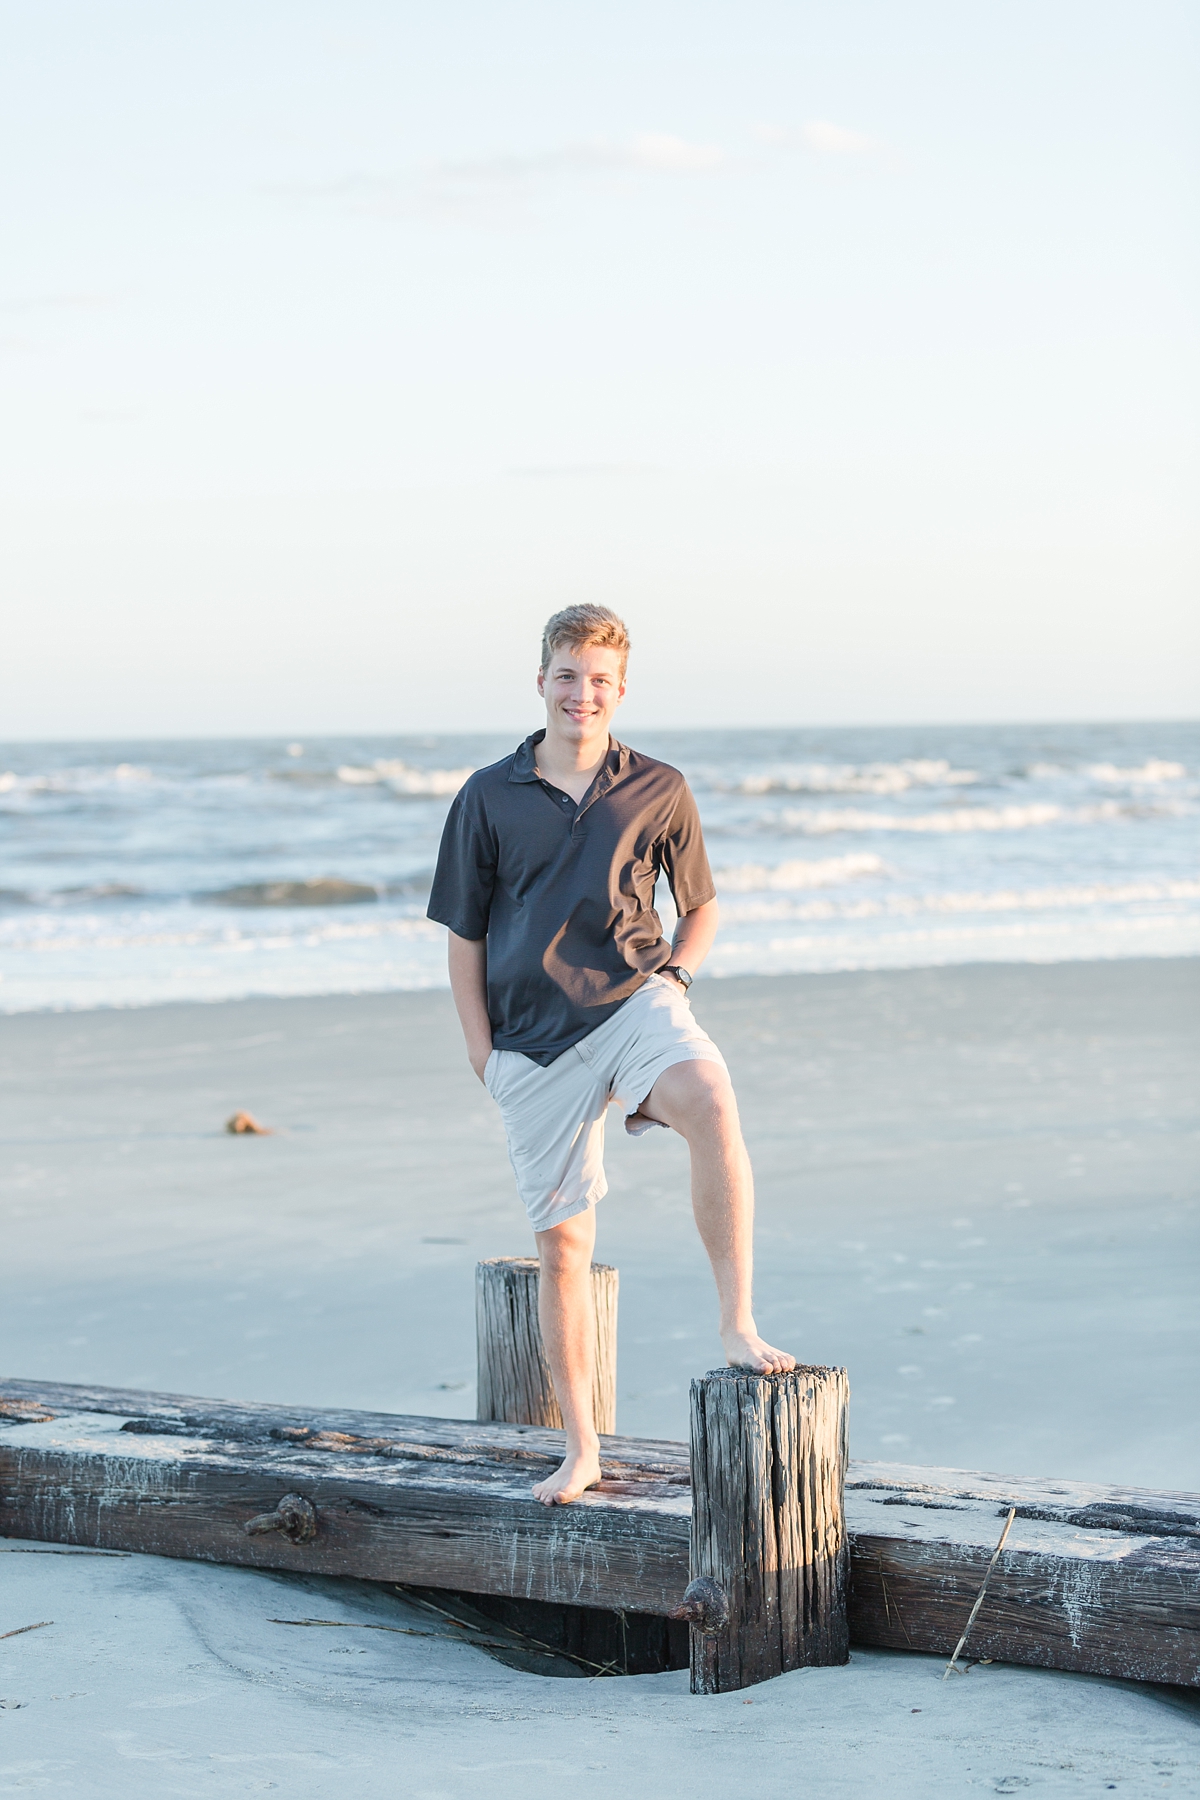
xmin=1 ymin=1379 xmax=1196 ymax=1687
xmin=686 ymin=1366 xmax=849 ymax=1692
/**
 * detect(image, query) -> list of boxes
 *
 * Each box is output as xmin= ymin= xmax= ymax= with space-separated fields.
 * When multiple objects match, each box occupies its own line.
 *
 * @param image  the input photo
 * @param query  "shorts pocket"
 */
xmin=483 ymin=1048 xmax=499 ymax=1093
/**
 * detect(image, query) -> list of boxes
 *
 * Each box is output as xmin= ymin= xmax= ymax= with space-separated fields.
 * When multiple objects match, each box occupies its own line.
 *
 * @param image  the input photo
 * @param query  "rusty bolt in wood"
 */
xmin=244 ymin=1493 xmax=318 ymax=1544
xmin=669 ymin=1577 xmax=730 ymax=1635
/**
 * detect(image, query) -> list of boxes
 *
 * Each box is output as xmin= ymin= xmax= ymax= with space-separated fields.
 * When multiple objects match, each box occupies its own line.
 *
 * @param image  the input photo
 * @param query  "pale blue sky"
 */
xmin=1 ymin=0 xmax=1196 ymax=735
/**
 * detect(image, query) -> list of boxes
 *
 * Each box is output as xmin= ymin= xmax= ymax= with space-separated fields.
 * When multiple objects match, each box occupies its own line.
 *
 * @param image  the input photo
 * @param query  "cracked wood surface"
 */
xmin=1 ymin=1378 xmax=1196 ymax=1685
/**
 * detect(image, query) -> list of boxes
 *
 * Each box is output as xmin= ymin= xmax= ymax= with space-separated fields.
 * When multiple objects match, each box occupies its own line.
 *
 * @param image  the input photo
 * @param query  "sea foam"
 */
xmin=715 ymin=855 xmax=886 ymax=891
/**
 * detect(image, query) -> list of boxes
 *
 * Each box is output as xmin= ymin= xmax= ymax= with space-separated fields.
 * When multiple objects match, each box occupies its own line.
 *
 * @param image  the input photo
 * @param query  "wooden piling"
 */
xmin=684 ymin=1365 xmax=850 ymax=1693
xmin=474 ymin=1257 xmax=618 ymax=1434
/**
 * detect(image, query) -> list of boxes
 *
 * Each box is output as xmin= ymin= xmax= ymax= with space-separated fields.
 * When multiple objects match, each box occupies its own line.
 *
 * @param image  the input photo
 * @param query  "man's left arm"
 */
xmin=660 ymin=778 xmax=719 ymax=981
xmin=669 ymin=896 xmax=719 ymax=979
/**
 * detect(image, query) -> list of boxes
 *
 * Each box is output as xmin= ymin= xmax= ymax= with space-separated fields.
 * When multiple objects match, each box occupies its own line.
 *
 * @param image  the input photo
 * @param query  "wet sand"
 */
xmin=2 ymin=958 xmax=1196 ymax=1483
xmin=1 ymin=959 xmax=1198 ymax=1795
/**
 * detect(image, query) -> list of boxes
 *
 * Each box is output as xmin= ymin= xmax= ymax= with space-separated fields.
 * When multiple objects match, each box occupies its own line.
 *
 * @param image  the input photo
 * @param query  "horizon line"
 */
xmin=0 ymin=715 xmax=1196 ymax=747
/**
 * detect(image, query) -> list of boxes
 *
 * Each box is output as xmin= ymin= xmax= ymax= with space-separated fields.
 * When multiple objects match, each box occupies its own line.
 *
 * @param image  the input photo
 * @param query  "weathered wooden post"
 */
xmin=676 ymin=1365 xmax=850 ymax=1693
xmin=475 ymin=1256 xmax=618 ymax=1434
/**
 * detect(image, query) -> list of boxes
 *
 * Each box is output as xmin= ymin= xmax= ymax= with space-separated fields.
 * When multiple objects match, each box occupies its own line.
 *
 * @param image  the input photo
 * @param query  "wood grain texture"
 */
xmin=475 ymin=1258 xmax=618 ymax=1434
xmin=844 ymin=1465 xmax=1200 ymax=1687
xmin=1 ymin=1379 xmax=1197 ymax=1688
xmin=0 ymin=1378 xmax=688 ymax=1616
xmin=688 ymin=1366 xmax=850 ymax=1693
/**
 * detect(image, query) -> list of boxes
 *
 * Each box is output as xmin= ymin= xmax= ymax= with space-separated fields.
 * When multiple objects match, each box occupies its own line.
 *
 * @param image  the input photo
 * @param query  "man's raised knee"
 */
xmin=645 ymin=1058 xmax=739 ymax=1135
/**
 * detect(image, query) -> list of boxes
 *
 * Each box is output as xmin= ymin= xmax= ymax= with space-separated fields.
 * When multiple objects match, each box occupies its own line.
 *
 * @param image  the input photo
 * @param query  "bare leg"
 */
xmin=530 ymin=1207 xmax=604 ymax=1505
xmin=638 ymin=1060 xmax=796 ymax=1374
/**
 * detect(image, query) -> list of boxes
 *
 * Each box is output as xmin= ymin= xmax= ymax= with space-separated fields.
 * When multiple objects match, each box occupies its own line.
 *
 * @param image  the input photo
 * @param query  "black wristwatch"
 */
xmin=662 ymin=964 xmax=693 ymax=990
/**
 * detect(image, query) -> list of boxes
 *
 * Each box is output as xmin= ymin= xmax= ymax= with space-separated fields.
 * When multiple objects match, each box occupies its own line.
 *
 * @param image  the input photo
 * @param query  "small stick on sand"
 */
xmin=225 ymin=1111 xmax=273 ymax=1135
xmin=1 ymin=1621 xmax=52 ymax=1641
xmin=943 ymin=1507 xmax=1017 ymax=1679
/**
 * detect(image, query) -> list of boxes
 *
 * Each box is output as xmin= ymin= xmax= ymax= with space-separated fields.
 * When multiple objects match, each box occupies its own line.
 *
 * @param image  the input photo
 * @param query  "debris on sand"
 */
xmin=225 ymin=1111 xmax=273 ymax=1136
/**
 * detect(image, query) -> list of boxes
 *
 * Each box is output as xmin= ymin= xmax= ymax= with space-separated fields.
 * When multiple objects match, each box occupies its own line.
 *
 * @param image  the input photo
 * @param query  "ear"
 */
xmin=536 ymin=666 xmax=546 ymax=696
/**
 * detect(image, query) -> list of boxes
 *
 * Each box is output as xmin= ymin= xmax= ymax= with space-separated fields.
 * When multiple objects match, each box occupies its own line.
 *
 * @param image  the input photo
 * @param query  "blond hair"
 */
xmin=540 ymin=605 xmax=631 ymax=680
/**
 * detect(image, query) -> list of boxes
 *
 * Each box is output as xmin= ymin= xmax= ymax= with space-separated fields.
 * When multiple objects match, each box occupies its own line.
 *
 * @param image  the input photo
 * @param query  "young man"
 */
xmin=428 ymin=605 xmax=795 ymax=1506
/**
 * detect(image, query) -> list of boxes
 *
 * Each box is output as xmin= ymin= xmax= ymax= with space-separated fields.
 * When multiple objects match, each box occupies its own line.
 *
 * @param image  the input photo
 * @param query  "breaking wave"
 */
xmin=718 ymin=878 xmax=1200 ymax=926
xmin=715 ymin=855 xmax=887 ymax=892
xmin=0 ymin=763 xmax=154 ymax=797
xmin=700 ymin=759 xmax=979 ymax=797
xmin=767 ymin=800 xmax=1189 ymax=836
xmin=0 ymin=911 xmax=441 ymax=955
xmin=336 ymin=760 xmax=472 ymax=796
xmin=1085 ymin=760 xmax=1187 ymax=785
xmin=204 ymin=878 xmax=379 ymax=907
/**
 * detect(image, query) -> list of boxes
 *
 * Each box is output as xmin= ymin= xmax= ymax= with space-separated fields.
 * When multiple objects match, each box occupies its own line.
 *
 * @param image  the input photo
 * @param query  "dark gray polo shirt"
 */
xmin=427 ymin=732 xmax=715 ymax=1066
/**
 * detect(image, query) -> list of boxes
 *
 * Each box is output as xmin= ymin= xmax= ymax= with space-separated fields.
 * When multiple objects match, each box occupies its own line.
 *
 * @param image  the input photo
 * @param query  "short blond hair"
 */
xmin=540 ymin=605 xmax=631 ymax=680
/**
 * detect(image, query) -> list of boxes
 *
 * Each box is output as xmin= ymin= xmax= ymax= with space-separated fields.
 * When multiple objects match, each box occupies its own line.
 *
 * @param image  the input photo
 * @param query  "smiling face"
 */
xmin=537 ymin=641 xmax=627 ymax=753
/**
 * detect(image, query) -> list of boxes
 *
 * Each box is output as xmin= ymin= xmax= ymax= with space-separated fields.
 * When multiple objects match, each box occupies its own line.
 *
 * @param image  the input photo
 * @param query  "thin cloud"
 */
xmin=802 ymin=119 xmax=876 ymax=155
xmin=620 ymin=133 xmax=724 ymax=172
xmin=276 ymin=132 xmax=726 ymax=221
xmin=508 ymin=462 xmax=655 ymax=480
xmin=0 ymin=292 xmax=116 ymax=316
xmin=755 ymin=119 xmax=879 ymax=156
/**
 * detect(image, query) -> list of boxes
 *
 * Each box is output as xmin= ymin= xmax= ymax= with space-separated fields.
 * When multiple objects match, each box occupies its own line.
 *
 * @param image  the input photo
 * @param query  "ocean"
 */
xmin=1 ymin=721 xmax=1196 ymax=1012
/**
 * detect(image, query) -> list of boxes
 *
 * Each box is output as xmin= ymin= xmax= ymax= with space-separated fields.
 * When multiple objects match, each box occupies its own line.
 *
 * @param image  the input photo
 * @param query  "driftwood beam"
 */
xmin=1 ymin=1379 xmax=1196 ymax=1689
xmin=844 ymin=1464 xmax=1200 ymax=1687
xmin=0 ymin=1378 xmax=690 ymax=1616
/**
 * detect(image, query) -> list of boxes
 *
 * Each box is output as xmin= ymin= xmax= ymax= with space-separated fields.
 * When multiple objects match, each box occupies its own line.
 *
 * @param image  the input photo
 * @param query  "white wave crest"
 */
xmin=0 ymin=910 xmax=442 ymax=955
xmin=768 ymin=799 xmax=1182 ymax=835
xmin=1085 ymin=760 xmax=1186 ymax=784
xmin=0 ymin=763 xmax=153 ymax=797
xmin=336 ymin=760 xmax=472 ymax=796
xmin=703 ymin=912 xmax=1200 ymax=978
xmin=709 ymin=759 xmax=978 ymax=797
xmin=718 ymin=878 xmax=1200 ymax=926
xmin=715 ymin=854 xmax=886 ymax=892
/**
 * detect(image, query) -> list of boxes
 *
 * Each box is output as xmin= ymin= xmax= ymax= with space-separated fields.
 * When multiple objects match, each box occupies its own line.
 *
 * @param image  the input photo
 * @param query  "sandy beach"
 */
xmin=2 ymin=958 xmax=1198 ymax=1792
xmin=4 ymin=958 xmax=1197 ymax=1478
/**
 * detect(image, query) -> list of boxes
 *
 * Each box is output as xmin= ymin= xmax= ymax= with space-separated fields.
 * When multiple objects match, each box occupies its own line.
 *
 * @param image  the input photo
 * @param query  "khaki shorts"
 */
xmin=484 ymin=973 xmax=727 ymax=1234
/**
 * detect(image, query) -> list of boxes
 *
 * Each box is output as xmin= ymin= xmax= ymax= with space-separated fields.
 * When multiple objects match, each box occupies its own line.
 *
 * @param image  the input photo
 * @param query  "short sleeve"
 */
xmin=426 ymin=781 xmax=497 ymax=939
xmin=659 ymin=779 xmax=716 ymax=916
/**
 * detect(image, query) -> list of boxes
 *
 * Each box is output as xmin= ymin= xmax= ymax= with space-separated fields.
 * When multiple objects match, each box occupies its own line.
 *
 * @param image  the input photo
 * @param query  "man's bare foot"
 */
xmin=531 ymin=1447 xmax=603 ymax=1506
xmin=722 ymin=1327 xmax=797 ymax=1375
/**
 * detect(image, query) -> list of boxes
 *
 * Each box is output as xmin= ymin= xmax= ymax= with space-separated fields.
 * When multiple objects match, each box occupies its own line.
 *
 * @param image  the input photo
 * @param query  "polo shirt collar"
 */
xmin=509 ymin=733 xmax=544 ymax=783
xmin=509 ymin=732 xmax=629 ymax=788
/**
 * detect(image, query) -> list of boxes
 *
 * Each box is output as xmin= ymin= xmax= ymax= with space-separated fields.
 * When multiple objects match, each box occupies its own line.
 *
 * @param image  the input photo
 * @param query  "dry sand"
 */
xmin=2 ymin=1548 xmax=1197 ymax=1798
xmin=2 ymin=959 xmax=1198 ymax=1794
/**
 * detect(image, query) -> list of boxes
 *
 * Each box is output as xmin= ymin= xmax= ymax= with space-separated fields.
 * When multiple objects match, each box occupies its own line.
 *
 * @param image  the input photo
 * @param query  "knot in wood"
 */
xmin=244 ymin=1492 xmax=318 ymax=1544
xmin=669 ymin=1577 xmax=730 ymax=1635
